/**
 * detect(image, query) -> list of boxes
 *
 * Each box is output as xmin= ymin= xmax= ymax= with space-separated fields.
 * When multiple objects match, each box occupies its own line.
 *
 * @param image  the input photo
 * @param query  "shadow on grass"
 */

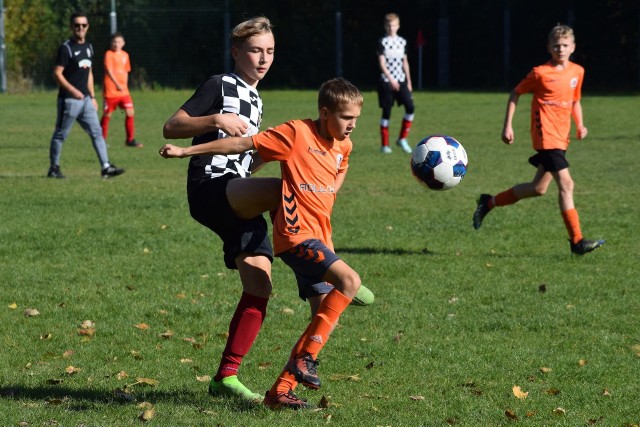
xmin=336 ymin=246 xmax=434 ymax=255
xmin=0 ymin=385 xmax=260 ymax=412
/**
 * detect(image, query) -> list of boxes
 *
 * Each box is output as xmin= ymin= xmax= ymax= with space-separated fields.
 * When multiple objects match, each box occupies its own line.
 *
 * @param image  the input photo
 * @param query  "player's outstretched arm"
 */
xmin=159 ymin=136 xmax=254 ymax=159
xmin=163 ymin=109 xmax=248 ymax=139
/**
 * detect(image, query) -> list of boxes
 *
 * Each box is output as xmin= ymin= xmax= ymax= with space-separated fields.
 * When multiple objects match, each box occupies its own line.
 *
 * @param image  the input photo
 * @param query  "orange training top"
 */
xmin=514 ymin=61 xmax=584 ymax=150
xmin=103 ymin=49 xmax=131 ymax=98
xmin=252 ymin=119 xmax=351 ymax=255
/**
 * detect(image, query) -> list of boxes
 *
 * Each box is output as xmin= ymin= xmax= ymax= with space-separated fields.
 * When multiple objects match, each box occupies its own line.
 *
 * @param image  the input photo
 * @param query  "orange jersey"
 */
xmin=252 ymin=119 xmax=351 ymax=255
xmin=103 ymin=49 xmax=131 ymax=98
xmin=514 ymin=61 xmax=584 ymax=150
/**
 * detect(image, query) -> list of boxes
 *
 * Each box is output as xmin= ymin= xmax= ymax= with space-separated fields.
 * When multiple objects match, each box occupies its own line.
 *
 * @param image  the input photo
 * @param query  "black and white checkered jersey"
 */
xmin=182 ymin=73 xmax=263 ymax=182
xmin=377 ymin=35 xmax=407 ymax=83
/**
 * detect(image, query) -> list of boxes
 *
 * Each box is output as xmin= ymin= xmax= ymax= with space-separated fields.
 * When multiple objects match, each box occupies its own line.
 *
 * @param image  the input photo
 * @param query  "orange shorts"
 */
xmin=103 ymin=95 xmax=134 ymax=113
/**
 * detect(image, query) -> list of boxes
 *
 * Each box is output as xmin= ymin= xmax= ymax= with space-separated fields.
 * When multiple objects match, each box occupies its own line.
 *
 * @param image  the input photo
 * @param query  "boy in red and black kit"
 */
xmin=473 ymin=24 xmax=604 ymax=255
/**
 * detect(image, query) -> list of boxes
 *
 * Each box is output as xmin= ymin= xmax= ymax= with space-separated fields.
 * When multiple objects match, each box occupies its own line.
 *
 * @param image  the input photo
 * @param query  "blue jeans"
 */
xmin=49 ymin=96 xmax=109 ymax=168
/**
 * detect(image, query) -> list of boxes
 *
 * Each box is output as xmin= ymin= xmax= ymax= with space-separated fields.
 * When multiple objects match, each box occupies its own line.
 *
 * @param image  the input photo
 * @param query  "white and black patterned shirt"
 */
xmin=183 ymin=73 xmax=263 ymax=182
xmin=377 ymin=35 xmax=407 ymax=83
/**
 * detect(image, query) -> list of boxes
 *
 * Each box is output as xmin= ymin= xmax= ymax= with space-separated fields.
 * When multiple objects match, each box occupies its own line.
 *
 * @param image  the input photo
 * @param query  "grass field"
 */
xmin=1 ymin=89 xmax=639 ymax=426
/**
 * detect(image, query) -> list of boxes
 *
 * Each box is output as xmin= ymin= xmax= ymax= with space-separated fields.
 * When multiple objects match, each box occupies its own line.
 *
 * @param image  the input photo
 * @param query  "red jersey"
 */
xmin=252 ymin=119 xmax=351 ymax=255
xmin=103 ymin=49 xmax=131 ymax=98
xmin=514 ymin=61 xmax=584 ymax=150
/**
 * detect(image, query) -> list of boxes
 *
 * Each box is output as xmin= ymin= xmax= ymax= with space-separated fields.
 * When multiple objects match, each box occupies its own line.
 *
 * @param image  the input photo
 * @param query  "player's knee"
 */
xmin=341 ymin=271 xmax=361 ymax=297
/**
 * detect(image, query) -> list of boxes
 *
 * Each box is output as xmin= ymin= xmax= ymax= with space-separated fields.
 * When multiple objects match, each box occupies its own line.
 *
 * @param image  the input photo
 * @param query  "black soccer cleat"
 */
xmin=101 ymin=164 xmax=125 ymax=179
xmin=473 ymin=194 xmax=492 ymax=229
xmin=570 ymin=238 xmax=605 ymax=255
xmin=47 ymin=165 xmax=65 ymax=179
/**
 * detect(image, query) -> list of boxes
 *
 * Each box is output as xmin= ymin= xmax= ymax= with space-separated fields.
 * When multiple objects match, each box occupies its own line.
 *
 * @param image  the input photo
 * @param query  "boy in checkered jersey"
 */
xmin=377 ymin=13 xmax=414 ymax=154
xmin=473 ymin=24 xmax=604 ymax=255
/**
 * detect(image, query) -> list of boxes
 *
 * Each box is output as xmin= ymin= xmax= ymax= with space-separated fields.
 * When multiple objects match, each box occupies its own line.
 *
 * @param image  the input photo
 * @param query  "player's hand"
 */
xmin=501 ymin=126 xmax=514 ymax=144
xmin=159 ymin=144 xmax=187 ymax=158
xmin=577 ymin=126 xmax=588 ymax=140
xmin=390 ymin=80 xmax=401 ymax=92
xmin=214 ymin=114 xmax=249 ymax=137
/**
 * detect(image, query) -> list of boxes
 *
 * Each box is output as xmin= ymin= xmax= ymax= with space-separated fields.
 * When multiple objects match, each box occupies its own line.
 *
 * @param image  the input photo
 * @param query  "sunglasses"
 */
xmin=73 ymin=23 xmax=89 ymax=28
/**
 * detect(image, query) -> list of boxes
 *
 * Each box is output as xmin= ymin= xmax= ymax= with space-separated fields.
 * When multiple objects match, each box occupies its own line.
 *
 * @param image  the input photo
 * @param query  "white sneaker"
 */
xmin=380 ymin=146 xmax=392 ymax=154
xmin=397 ymin=139 xmax=412 ymax=153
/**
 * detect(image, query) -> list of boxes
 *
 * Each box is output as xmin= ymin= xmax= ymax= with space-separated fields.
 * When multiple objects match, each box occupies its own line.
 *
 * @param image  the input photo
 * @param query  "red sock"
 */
xmin=561 ymin=208 xmax=583 ymax=244
xmin=493 ymin=188 xmax=519 ymax=208
xmin=215 ymin=292 xmax=268 ymax=381
xmin=380 ymin=125 xmax=389 ymax=147
xmin=125 ymin=116 xmax=135 ymax=142
xmin=399 ymin=118 xmax=412 ymax=140
xmin=101 ymin=115 xmax=111 ymax=140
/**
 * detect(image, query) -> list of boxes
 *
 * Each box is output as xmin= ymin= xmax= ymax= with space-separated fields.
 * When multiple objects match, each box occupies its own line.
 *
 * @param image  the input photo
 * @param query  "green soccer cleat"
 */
xmin=208 ymin=375 xmax=262 ymax=401
xmin=350 ymin=284 xmax=375 ymax=306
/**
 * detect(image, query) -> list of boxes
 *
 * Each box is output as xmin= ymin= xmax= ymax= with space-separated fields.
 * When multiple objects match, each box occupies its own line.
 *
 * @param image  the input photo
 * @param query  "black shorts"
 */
xmin=377 ymin=80 xmax=413 ymax=109
xmin=528 ymin=149 xmax=569 ymax=172
xmin=278 ymin=239 xmax=338 ymax=300
xmin=187 ymin=175 xmax=273 ymax=270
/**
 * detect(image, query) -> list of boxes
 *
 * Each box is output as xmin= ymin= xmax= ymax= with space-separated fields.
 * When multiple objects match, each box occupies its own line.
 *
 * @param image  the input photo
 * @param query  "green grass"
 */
xmin=1 ymin=89 xmax=639 ymax=426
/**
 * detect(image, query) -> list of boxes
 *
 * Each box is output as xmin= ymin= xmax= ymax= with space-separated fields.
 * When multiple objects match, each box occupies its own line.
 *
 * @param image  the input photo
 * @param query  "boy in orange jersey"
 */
xmin=160 ymin=77 xmax=364 ymax=409
xmin=473 ymin=24 xmax=604 ymax=255
xmin=101 ymin=32 xmax=142 ymax=147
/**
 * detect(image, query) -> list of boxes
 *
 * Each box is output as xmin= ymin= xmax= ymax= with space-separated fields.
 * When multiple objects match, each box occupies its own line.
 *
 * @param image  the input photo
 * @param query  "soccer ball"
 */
xmin=410 ymin=135 xmax=468 ymax=190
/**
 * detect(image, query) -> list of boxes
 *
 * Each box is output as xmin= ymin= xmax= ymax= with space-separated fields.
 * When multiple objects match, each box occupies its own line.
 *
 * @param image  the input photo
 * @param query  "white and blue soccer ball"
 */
xmin=410 ymin=135 xmax=468 ymax=191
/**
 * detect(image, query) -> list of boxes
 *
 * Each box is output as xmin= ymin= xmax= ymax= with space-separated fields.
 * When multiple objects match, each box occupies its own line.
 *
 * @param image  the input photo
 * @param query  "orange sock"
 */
xmin=494 ymin=188 xmax=519 ymax=208
xmin=298 ymin=289 xmax=351 ymax=359
xmin=269 ymin=289 xmax=351 ymax=395
xmin=561 ymin=208 xmax=583 ymax=244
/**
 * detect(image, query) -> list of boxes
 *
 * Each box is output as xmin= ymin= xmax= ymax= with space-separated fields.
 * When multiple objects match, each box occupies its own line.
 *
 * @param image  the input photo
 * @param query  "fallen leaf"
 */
xmin=65 ymin=366 xmax=81 ymax=375
xmin=319 ymin=395 xmax=330 ymax=408
xmin=139 ymin=408 xmax=156 ymax=421
xmin=80 ymin=320 xmax=95 ymax=329
xmin=180 ymin=358 xmax=193 ymax=364
xmin=134 ymin=323 xmax=150 ymax=330
xmin=116 ymin=371 xmax=129 ymax=380
xmin=323 ymin=413 xmax=332 ymax=422
xmin=8 ymin=302 xmax=17 ymax=309
xmin=176 ymin=293 xmax=186 ymax=299
xmin=62 ymin=350 xmax=75 ymax=358
xmin=196 ymin=375 xmax=211 ymax=382
xmin=505 ymin=409 xmax=518 ymax=420
xmin=46 ymin=379 xmax=64 ymax=385
xmin=602 ymin=389 xmax=611 ymax=397
xmin=553 ymin=407 xmax=566 ymax=415
xmin=578 ymin=359 xmax=587 ymax=367
xmin=40 ymin=333 xmax=52 ymax=340
xmin=280 ymin=307 xmax=295 ymax=314
xmin=77 ymin=328 xmax=95 ymax=337
xmin=159 ymin=330 xmax=174 ymax=339
xmin=113 ymin=388 xmax=136 ymax=402
xmin=546 ymin=388 xmax=561 ymax=395
xmin=526 ymin=411 xmax=536 ymax=417
xmin=409 ymin=395 xmax=425 ymax=401
xmin=24 ymin=308 xmax=40 ymax=317
xmin=135 ymin=377 xmax=159 ymax=386
xmin=540 ymin=367 xmax=552 ymax=373
xmin=137 ymin=402 xmax=154 ymax=410
xmin=130 ymin=350 xmax=144 ymax=360
xmin=258 ymin=361 xmax=272 ymax=370
xmin=512 ymin=385 xmax=528 ymax=400
xmin=587 ymin=416 xmax=604 ymax=425
xmin=143 ymin=248 xmax=150 ymax=254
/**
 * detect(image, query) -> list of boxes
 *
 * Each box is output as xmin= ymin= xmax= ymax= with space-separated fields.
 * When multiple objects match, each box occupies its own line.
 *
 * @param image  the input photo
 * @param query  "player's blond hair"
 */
xmin=318 ymin=78 xmax=363 ymax=111
xmin=548 ymin=24 xmax=575 ymax=43
xmin=384 ymin=13 xmax=400 ymax=24
xmin=231 ymin=16 xmax=273 ymax=46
